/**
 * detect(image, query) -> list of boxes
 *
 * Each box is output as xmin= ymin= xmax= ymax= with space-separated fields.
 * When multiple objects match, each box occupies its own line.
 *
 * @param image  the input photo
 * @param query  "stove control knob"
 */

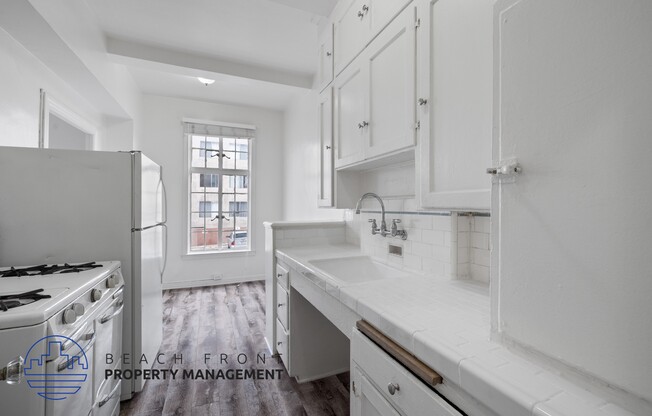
xmin=106 ymin=274 xmax=117 ymax=288
xmin=62 ymin=308 xmax=77 ymax=325
xmin=72 ymin=303 xmax=85 ymax=316
xmin=91 ymin=289 xmax=103 ymax=302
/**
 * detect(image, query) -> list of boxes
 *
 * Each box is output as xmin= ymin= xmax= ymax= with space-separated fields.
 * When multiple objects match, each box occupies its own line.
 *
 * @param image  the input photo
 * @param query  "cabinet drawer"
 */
xmin=276 ymin=318 xmax=289 ymax=370
xmin=276 ymin=283 xmax=289 ymax=331
xmin=276 ymin=262 xmax=289 ymax=290
xmin=352 ymin=328 xmax=461 ymax=416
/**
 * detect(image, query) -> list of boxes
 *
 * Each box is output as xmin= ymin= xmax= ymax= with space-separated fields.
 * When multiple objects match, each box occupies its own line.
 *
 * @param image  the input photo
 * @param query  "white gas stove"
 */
xmin=0 ymin=261 xmax=124 ymax=416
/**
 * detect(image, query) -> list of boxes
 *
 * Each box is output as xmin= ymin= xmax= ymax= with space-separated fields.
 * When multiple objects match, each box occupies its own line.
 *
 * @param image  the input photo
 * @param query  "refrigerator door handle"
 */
xmin=161 ymin=223 xmax=168 ymax=282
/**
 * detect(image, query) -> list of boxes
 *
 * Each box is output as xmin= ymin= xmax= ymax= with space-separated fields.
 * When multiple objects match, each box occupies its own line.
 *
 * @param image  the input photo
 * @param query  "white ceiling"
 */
xmin=128 ymin=66 xmax=305 ymax=110
xmin=85 ymin=0 xmax=337 ymax=110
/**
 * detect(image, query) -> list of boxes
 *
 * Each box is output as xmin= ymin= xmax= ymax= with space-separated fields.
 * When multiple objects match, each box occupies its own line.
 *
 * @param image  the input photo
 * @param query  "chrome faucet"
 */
xmin=355 ymin=193 xmax=388 ymax=237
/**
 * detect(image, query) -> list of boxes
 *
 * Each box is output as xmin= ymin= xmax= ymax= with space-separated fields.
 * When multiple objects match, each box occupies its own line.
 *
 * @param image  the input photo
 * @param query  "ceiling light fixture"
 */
xmin=197 ymin=77 xmax=215 ymax=86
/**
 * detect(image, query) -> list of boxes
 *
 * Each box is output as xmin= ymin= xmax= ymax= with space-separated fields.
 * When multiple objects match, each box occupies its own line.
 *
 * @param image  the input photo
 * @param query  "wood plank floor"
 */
xmin=119 ymin=282 xmax=350 ymax=416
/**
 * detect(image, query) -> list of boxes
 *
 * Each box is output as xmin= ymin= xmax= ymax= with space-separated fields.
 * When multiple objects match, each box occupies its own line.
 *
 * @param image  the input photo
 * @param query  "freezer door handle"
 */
xmin=160 ymin=176 xmax=168 ymax=224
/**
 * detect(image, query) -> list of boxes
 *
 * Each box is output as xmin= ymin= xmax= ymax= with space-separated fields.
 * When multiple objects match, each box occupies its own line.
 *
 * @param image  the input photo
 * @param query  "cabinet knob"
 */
xmin=326 ymin=51 xmax=332 ymax=57
xmin=358 ymin=121 xmax=369 ymax=129
xmin=277 ymin=341 xmax=282 ymax=346
xmin=277 ymin=273 xmax=283 ymax=278
xmin=387 ymin=382 xmax=400 ymax=395
xmin=418 ymin=98 xmax=428 ymax=106
xmin=357 ymin=5 xmax=369 ymax=19
xmin=325 ymin=145 xmax=331 ymax=150
xmin=277 ymin=303 xmax=285 ymax=308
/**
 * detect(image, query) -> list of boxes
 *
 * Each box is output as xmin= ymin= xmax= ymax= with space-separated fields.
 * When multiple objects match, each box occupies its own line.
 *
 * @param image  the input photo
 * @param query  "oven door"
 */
xmin=93 ymin=290 xmax=123 ymax=412
xmin=45 ymin=321 xmax=95 ymax=416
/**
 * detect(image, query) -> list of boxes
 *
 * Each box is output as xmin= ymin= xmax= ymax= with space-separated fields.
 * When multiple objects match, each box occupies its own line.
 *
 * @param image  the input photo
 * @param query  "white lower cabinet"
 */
xmin=274 ymin=259 xmax=350 ymax=382
xmin=351 ymin=328 xmax=462 ymax=416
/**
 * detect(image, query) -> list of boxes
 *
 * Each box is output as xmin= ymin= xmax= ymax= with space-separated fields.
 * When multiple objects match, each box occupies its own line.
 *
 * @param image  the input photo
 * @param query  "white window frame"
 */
xmin=183 ymin=120 xmax=255 ymax=256
xmin=39 ymin=89 xmax=97 ymax=150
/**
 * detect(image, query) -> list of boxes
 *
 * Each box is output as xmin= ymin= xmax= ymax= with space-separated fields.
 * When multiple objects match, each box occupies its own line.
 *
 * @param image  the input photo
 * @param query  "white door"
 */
xmin=131 ymin=225 xmax=163 ymax=392
xmin=365 ymin=4 xmax=416 ymax=160
xmin=493 ymin=0 xmax=652 ymax=401
xmin=417 ymin=0 xmax=493 ymax=210
xmin=134 ymin=153 xmax=164 ymax=229
xmin=368 ymin=0 xmax=412 ymax=34
xmin=351 ymin=369 xmax=400 ymax=416
xmin=334 ymin=0 xmax=371 ymax=75
xmin=334 ymin=58 xmax=367 ymax=168
xmin=318 ymin=88 xmax=334 ymax=207
xmin=317 ymin=25 xmax=334 ymax=92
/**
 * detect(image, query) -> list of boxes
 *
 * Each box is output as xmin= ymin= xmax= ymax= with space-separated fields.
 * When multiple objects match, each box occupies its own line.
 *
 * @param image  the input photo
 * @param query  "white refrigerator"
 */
xmin=0 ymin=146 xmax=167 ymax=400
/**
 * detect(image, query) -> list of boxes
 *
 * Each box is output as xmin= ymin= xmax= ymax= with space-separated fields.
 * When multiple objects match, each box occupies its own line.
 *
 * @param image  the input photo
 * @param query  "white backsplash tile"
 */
xmin=343 ymin=208 xmax=491 ymax=283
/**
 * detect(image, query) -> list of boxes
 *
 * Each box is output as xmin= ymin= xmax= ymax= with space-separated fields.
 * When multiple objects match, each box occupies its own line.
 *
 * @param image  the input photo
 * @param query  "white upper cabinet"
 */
xmin=333 ymin=4 xmax=417 ymax=169
xmin=334 ymin=0 xmax=371 ymax=75
xmin=333 ymin=0 xmax=412 ymax=75
xmin=365 ymin=6 xmax=416 ymax=160
xmin=416 ymin=0 xmax=494 ymax=210
xmin=318 ymin=88 xmax=334 ymax=207
xmin=317 ymin=25 xmax=334 ymax=92
xmin=493 ymin=0 xmax=652 ymax=402
xmin=333 ymin=57 xmax=366 ymax=168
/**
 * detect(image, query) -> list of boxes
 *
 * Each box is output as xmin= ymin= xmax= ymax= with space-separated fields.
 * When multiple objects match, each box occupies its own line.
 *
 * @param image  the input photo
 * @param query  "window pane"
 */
xmin=191 ymin=174 xmax=220 ymax=193
xmin=188 ymin=134 xmax=251 ymax=253
xmin=190 ymin=227 xmax=206 ymax=251
xmin=204 ymin=231 xmax=219 ymax=250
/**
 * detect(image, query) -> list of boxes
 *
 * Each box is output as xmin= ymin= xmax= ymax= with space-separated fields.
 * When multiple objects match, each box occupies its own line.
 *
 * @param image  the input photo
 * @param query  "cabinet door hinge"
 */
xmin=415 ymin=18 xmax=421 ymax=29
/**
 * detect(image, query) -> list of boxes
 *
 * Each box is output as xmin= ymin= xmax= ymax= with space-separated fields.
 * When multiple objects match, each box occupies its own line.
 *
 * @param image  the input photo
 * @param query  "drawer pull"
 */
xmin=357 ymin=320 xmax=442 ymax=387
xmin=387 ymin=382 xmax=400 ymax=395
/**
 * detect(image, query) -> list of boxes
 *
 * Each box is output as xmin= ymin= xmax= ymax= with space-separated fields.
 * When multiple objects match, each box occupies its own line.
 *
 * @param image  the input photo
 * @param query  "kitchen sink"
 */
xmin=308 ymin=256 xmax=409 ymax=284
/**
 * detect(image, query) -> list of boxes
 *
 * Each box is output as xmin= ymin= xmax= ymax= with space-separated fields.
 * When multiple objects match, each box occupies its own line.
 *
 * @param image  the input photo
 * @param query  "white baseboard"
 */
xmin=162 ymin=274 xmax=264 ymax=290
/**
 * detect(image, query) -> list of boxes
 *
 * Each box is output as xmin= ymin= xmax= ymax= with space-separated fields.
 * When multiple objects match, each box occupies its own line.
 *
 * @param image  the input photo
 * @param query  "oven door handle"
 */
xmin=57 ymin=335 xmax=95 ymax=372
xmin=112 ymin=285 xmax=124 ymax=300
xmin=100 ymin=302 xmax=124 ymax=324
xmin=62 ymin=323 xmax=94 ymax=352
xmin=98 ymin=380 xmax=121 ymax=407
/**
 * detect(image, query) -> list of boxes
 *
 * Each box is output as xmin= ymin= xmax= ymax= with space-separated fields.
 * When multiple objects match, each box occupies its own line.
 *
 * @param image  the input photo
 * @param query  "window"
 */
xmin=185 ymin=121 xmax=254 ymax=253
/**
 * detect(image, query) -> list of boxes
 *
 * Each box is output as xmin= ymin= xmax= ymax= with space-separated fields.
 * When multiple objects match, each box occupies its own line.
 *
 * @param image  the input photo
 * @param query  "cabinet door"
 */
xmin=334 ymin=0 xmax=371 ymax=75
xmin=417 ymin=0 xmax=493 ymax=210
xmin=364 ymin=4 xmax=416 ymax=160
xmin=351 ymin=367 xmax=401 ymax=416
xmin=493 ymin=0 xmax=652 ymax=402
xmin=318 ymin=88 xmax=334 ymax=207
xmin=334 ymin=58 xmax=367 ymax=168
xmin=317 ymin=25 xmax=334 ymax=92
xmin=368 ymin=0 xmax=413 ymax=34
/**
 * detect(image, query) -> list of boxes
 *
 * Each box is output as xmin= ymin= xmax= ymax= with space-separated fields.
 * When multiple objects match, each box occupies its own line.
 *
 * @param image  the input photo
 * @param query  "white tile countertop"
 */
xmin=275 ymin=244 xmax=640 ymax=416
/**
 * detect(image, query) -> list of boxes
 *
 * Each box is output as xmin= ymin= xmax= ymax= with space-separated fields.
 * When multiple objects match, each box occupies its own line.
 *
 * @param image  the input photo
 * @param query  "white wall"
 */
xmin=0 ymin=27 xmax=104 ymax=148
xmin=140 ymin=94 xmax=284 ymax=287
xmin=282 ymin=90 xmax=345 ymax=221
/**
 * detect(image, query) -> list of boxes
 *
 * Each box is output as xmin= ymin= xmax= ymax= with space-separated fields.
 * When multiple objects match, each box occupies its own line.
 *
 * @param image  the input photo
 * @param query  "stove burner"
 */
xmin=0 ymin=289 xmax=52 ymax=311
xmin=0 ymin=262 xmax=102 ymax=278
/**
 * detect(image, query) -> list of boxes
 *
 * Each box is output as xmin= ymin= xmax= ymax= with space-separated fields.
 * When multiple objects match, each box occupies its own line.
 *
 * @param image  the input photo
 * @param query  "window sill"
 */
xmin=182 ymin=249 xmax=255 ymax=260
